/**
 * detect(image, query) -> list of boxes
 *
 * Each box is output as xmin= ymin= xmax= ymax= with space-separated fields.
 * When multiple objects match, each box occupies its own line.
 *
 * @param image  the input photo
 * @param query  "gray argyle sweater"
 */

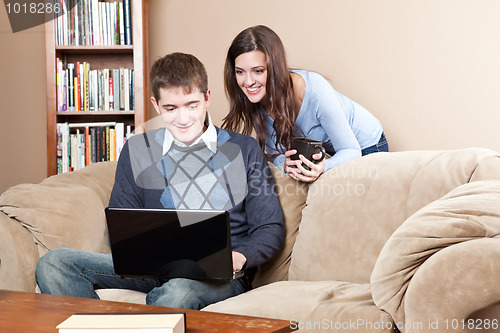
xmin=108 ymin=127 xmax=285 ymax=269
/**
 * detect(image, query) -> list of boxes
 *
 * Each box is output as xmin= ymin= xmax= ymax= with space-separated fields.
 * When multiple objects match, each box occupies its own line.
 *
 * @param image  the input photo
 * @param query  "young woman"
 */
xmin=222 ymin=25 xmax=388 ymax=183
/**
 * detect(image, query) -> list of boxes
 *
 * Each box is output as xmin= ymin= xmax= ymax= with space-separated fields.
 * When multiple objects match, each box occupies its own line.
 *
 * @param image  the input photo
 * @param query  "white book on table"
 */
xmin=57 ymin=313 xmax=185 ymax=333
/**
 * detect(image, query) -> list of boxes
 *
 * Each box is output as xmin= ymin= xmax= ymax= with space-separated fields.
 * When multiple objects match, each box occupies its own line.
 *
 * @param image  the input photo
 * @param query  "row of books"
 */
xmin=57 ymin=58 xmax=134 ymax=112
xmin=55 ymin=0 xmax=132 ymax=46
xmin=57 ymin=122 xmax=133 ymax=174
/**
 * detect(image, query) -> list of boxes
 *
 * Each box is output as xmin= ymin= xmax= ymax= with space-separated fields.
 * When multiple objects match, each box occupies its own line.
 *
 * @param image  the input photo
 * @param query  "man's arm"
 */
xmin=108 ymin=140 xmax=144 ymax=208
xmin=235 ymin=138 xmax=285 ymax=269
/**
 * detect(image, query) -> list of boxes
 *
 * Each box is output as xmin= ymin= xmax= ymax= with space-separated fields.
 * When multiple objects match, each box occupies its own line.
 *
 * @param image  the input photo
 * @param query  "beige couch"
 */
xmin=2 ymin=148 xmax=500 ymax=332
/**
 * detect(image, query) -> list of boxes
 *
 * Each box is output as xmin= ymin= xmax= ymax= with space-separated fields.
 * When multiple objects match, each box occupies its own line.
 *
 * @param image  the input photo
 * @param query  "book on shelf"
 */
xmin=57 ymin=312 xmax=185 ymax=333
xmin=56 ymin=61 xmax=134 ymax=112
xmin=112 ymin=69 xmax=120 ymax=111
xmin=109 ymin=74 xmax=114 ymax=110
xmin=55 ymin=0 xmax=132 ymax=46
xmin=118 ymin=2 xmax=125 ymax=45
xmin=67 ymin=63 xmax=75 ymax=111
xmin=130 ymin=69 xmax=134 ymax=111
xmin=84 ymin=62 xmax=90 ymax=111
xmin=56 ymin=122 xmax=132 ymax=174
xmin=123 ymin=0 xmax=132 ymax=45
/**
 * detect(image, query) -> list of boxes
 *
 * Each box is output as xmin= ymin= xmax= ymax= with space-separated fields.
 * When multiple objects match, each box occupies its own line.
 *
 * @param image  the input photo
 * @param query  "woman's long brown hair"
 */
xmin=222 ymin=25 xmax=300 ymax=159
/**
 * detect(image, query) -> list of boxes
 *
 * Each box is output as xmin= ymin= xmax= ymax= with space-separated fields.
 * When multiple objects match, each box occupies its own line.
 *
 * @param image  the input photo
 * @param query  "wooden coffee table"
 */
xmin=0 ymin=290 xmax=295 ymax=332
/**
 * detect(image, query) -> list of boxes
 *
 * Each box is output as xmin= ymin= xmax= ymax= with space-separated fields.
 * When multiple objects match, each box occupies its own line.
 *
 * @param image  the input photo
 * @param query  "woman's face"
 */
xmin=234 ymin=50 xmax=268 ymax=104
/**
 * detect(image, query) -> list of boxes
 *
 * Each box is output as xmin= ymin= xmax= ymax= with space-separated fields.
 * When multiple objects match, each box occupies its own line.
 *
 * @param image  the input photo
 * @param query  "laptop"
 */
xmin=104 ymin=207 xmax=240 ymax=281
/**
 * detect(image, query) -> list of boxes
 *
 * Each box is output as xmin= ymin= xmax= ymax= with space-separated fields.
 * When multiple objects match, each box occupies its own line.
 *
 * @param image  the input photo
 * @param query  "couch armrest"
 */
xmin=371 ymin=180 xmax=500 ymax=332
xmin=0 ymin=212 xmax=38 ymax=291
xmin=0 ymin=162 xmax=117 ymax=292
xmin=405 ymin=238 xmax=500 ymax=333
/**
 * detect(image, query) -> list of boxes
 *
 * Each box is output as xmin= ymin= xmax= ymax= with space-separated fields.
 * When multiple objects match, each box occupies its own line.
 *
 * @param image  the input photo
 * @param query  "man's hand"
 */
xmin=232 ymin=251 xmax=247 ymax=272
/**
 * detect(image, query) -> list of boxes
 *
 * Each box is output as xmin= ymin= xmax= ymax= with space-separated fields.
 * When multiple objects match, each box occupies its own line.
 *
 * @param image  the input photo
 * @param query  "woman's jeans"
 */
xmin=35 ymin=248 xmax=250 ymax=310
xmin=361 ymin=132 xmax=389 ymax=156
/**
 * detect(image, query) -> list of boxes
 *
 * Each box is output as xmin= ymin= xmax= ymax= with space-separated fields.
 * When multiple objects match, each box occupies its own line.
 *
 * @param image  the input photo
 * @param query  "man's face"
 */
xmin=151 ymin=86 xmax=210 ymax=146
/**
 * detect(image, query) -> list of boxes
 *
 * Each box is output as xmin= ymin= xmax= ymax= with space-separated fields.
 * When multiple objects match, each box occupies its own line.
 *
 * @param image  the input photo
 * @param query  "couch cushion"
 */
xmin=203 ymin=280 xmax=394 ymax=333
xmin=289 ymin=148 xmax=500 ymax=284
xmin=251 ymin=163 xmax=309 ymax=288
xmin=370 ymin=179 xmax=500 ymax=331
xmin=0 ymin=162 xmax=117 ymax=257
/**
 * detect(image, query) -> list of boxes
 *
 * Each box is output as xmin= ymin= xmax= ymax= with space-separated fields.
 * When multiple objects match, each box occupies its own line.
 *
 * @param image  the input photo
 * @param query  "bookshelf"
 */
xmin=45 ymin=0 xmax=149 ymax=176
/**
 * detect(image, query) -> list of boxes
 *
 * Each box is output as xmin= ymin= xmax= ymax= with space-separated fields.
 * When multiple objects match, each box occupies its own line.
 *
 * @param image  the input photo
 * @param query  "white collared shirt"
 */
xmin=162 ymin=112 xmax=218 ymax=156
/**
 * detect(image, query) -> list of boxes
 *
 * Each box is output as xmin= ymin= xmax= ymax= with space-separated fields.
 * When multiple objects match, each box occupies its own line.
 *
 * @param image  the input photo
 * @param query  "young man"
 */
xmin=35 ymin=53 xmax=285 ymax=310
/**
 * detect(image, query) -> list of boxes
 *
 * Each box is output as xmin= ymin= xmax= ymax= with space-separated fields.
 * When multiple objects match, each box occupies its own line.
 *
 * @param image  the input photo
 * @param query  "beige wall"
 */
xmin=149 ymin=0 xmax=500 ymax=152
xmin=2 ymin=0 xmax=500 ymax=192
xmin=0 ymin=7 xmax=46 ymax=193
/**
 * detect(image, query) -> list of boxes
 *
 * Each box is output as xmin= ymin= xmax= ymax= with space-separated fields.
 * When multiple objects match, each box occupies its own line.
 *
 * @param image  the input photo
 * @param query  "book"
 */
xmin=67 ymin=63 xmax=75 ymax=111
xmin=109 ymin=74 xmax=114 ymax=110
xmin=62 ymin=68 xmax=68 ymax=111
xmin=77 ymin=62 xmax=83 ymax=110
xmin=119 ymin=68 xmax=125 ymax=110
xmin=123 ymin=68 xmax=130 ymax=111
xmin=90 ymin=127 xmax=97 ymax=164
xmin=57 ymin=313 xmax=185 ymax=333
xmin=129 ymin=69 xmax=134 ymax=110
xmin=84 ymin=62 xmax=90 ymax=111
xmin=123 ymin=0 xmax=131 ymax=45
xmin=56 ymin=58 xmax=62 ymax=111
xmin=112 ymin=69 xmax=119 ymax=110
xmin=61 ymin=123 xmax=70 ymax=173
xmin=115 ymin=122 xmax=124 ymax=159
xmin=88 ymin=70 xmax=95 ymax=111
xmin=105 ymin=126 xmax=110 ymax=161
xmin=118 ymin=1 xmax=125 ymax=45
xmin=103 ymin=69 xmax=109 ymax=111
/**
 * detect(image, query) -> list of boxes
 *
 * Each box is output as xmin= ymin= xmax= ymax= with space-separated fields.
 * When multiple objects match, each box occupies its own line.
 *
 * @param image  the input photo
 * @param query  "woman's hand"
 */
xmin=285 ymin=150 xmax=325 ymax=183
xmin=232 ymin=251 xmax=247 ymax=272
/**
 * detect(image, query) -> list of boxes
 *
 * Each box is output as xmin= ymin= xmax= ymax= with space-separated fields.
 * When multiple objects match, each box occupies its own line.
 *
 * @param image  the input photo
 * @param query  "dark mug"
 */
xmin=290 ymin=137 xmax=326 ymax=171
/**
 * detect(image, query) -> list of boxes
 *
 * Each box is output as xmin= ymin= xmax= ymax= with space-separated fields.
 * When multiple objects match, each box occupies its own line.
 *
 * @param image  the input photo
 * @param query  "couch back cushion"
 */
xmin=288 ymin=148 xmax=500 ymax=284
xmin=0 ymin=161 xmax=117 ymax=258
xmin=251 ymin=163 xmax=309 ymax=288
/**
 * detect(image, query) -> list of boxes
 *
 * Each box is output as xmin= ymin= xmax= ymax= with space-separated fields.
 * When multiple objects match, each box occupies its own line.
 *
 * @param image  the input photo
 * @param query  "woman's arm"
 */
xmin=300 ymin=72 xmax=362 ymax=173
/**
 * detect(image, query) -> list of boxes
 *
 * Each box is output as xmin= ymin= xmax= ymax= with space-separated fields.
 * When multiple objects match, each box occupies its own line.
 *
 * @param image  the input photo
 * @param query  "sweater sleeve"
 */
xmin=108 ymin=140 xmax=145 ymax=208
xmin=265 ymin=72 xmax=362 ymax=174
xmin=302 ymin=72 xmax=361 ymax=173
xmin=235 ymin=139 xmax=285 ymax=268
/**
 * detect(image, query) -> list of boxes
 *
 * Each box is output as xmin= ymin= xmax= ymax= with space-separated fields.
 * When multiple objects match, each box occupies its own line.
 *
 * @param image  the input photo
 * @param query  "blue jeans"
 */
xmin=361 ymin=132 xmax=389 ymax=156
xmin=35 ymin=248 xmax=250 ymax=310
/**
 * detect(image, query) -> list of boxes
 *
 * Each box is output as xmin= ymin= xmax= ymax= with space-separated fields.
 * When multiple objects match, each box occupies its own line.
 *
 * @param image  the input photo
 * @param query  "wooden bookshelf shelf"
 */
xmin=45 ymin=0 xmax=149 ymax=176
xmin=55 ymin=45 xmax=134 ymax=54
xmin=56 ymin=111 xmax=136 ymax=116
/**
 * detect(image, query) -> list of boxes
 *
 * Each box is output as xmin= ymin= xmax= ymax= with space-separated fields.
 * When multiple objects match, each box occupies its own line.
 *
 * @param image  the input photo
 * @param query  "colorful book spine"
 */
xmin=56 ymin=58 xmax=61 ymax=111
xmin=109 ymin=75 xmax=114 ymax=110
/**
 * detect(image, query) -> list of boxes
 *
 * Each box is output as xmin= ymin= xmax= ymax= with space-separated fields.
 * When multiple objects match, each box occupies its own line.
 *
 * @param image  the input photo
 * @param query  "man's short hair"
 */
xmin=150 ymin=52 xmax=208 ymax=100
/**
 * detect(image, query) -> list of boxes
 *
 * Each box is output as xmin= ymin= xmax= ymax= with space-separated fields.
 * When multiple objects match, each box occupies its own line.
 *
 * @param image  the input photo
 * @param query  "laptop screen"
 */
xmin=104 ymin=208 xmax=233 ymax=280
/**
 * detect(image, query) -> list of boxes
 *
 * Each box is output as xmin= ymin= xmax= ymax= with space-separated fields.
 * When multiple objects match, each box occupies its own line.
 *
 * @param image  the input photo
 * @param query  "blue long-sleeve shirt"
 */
xmin=265 ymin=70 xmax=383 ymax=173
xmin=108 ymin=127 xmax=285 ymax=269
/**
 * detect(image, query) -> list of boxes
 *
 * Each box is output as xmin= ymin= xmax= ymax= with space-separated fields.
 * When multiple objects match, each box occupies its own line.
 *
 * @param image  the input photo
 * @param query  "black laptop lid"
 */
xmin=104 ymin=208 xmax=233 ymax=280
